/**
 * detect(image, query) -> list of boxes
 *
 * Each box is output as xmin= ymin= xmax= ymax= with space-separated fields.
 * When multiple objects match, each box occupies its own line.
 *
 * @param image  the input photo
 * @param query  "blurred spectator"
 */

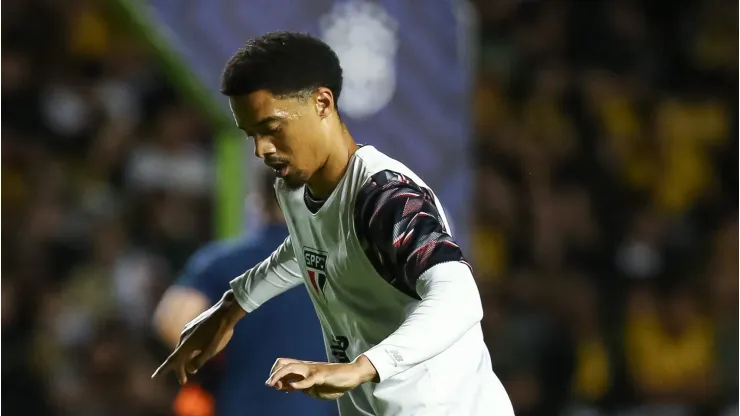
xmin=125 ymin=105 xmax=212 ymax=196
xmin=472 ymin=0 xmax=736 ymax=414
xmin=3 ymin=0 xmax=212 ymax=414
xmin=708 ymin=220 xmax=739 ymax=410
xmin=624 ymin=284 xmax=716 ymax=414
xmin=567 ymin=275 xmax=617 ymax=411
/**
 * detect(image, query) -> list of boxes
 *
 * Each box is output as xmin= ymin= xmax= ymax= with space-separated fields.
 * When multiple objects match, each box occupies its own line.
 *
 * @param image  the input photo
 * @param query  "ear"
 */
xmin=315 ymin=88 xmax=335 ymax=119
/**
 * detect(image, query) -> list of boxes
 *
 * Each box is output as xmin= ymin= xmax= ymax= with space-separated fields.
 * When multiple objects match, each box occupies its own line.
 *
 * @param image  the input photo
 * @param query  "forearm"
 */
xmin=362 ymin=261 xmax=483 ymax=381
xmin=229 ymin=237 xmax=302 ymax=313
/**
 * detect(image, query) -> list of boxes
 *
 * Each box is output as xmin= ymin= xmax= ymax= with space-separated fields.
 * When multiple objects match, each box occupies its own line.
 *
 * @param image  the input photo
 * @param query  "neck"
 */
xmin=307 ymin=128 xmax=359 ymax=199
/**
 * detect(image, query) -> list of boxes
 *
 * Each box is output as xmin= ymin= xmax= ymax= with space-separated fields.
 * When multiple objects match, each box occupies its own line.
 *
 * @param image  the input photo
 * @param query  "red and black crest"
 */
xmin=303 ymin=247 xmax=328 ymax=298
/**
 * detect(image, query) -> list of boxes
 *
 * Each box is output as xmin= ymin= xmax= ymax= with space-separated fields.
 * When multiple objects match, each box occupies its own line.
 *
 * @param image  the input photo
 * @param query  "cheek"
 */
xmin=291 ymin=142 xmax=318 ymax=171
xmin=286 ymin=133 xmax=320 ymax=167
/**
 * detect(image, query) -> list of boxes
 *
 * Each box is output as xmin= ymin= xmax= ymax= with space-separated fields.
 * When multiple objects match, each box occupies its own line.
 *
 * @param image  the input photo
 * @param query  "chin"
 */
xmin=282 ymin=174 xmax=306 ymax=190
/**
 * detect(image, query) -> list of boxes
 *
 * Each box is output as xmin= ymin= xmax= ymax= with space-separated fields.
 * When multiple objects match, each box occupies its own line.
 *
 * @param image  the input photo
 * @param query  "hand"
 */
xmin=151 ymin=291 xmax=245 ymax=384
xmin=266 ymin=355 xmax=378 ymax=400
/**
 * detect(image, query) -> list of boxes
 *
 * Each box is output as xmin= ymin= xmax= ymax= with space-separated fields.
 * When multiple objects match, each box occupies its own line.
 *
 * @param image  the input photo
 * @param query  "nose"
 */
xmin=253 ymin=135 xmax=276 ymax=159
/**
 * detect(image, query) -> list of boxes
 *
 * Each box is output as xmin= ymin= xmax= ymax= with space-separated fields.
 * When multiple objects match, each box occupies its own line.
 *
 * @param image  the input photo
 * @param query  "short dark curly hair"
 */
xmin=221 ymin=31 xmax=343 ymax=107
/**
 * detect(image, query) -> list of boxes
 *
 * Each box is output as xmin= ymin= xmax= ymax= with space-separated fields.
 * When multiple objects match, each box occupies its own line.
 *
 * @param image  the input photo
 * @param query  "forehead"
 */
xmin=228 ymin=90 xmax=302 ymax=128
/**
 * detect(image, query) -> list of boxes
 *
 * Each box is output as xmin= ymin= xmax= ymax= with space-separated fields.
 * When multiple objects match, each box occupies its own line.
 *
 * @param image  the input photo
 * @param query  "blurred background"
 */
xmin=1 ymin=0 xmax=737 ymax=415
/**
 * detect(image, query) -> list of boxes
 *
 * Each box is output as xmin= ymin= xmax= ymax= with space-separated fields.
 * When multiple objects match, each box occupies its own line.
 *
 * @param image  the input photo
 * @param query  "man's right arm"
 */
xmin=152 ymin=236 xmax=303 ymax=383
xmin=229 ymin=235 xmax=303 ymax=313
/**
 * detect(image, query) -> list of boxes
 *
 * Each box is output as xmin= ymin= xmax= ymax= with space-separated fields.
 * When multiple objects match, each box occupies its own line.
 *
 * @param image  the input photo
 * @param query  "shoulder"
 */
xmin=355 ymin=169 xmax=434 ymax=217
xmin=353 ymin=169 xmax=446 ymax=254
xmin=354 ymin=147 xmax=421 ymax=182
xmin=353 ymin=147 xmax=434 ymax=200
xmin=350 ymin=168 xmax=465 ymax=298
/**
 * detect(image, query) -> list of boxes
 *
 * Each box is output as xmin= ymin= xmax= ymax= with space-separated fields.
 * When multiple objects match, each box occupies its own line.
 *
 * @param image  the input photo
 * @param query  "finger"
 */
xmin=268 ymin=358 xmax=304 ymax=390
xmin=269 ymin=357 xmax=302 ymax=376
xmin=290 ymin=374 xmax=318 ymax=390
xmin=266 ymin=363 xmax=308 ymax=387
xmin=151 ymin=361 xmax=168 ymax=379
xmin=187 ymin=335 xmax=221 ymax=374
xmin=151 ymin=354 xmax=177 ymax=379
xmin=177 ymin=364 xmax=188 ymax=385
xmin=267 ymin=363 xmax=297 ymax=387
xmin=277 ymin=381 xmax=297 ymax=392
xmin=185 ymin=350 xmax=202 ymax=375
xmin=152 ymin=341 xmax=194 ymax=378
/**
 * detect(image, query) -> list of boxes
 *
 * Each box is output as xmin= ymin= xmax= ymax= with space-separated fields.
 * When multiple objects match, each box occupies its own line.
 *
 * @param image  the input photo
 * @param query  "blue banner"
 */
xmin=145 ymin=0 xmax=476 ymax=246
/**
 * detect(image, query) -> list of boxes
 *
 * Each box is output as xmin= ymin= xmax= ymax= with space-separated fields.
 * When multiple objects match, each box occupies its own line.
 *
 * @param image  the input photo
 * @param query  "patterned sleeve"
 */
xmin=354 ymin=170 xmax=470 ymax=300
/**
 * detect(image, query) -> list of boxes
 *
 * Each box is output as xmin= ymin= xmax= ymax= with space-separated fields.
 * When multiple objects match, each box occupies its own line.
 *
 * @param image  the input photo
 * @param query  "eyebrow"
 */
xmin=237 ymin=116 xmax=282 ymax=132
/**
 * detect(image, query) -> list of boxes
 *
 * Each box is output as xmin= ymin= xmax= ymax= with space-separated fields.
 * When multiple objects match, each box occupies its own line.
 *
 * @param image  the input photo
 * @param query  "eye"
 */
xmin=244 ymin=123 xmax=281 ymax=140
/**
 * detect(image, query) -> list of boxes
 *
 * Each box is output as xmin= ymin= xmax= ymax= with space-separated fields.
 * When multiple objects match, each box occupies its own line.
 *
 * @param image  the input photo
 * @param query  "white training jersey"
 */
xmin=231 ymin=146 xmax=513 ymax=416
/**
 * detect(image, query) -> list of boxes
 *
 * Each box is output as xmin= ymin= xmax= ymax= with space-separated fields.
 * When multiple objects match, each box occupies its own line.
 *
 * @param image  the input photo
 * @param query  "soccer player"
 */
xmin=153 ymin=31 xmax=514 ymax=415
xmin=152 ymin=173 xmax=337 ymax=416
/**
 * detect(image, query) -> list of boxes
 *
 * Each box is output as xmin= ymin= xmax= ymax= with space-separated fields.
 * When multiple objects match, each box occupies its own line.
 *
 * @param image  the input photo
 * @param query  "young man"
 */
xmin=152 ymin=173 xmax=336 ymax=416
xmin=153 ymin=31 xmax=513 ymax=415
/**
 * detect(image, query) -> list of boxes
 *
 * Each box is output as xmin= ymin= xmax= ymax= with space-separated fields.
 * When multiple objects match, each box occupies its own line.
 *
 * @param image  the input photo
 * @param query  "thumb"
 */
xmin=187 ymin=327 xmax=232 ymax=374
xmin=290 ymin=374 xmax=319 ymax=390
xmin=186 ymin=346 xmax=214 ymax=375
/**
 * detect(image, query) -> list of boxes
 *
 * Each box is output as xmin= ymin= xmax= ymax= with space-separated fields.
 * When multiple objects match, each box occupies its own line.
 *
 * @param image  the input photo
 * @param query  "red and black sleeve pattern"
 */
xmin=354 ymin=170 xmax=471 ymax=300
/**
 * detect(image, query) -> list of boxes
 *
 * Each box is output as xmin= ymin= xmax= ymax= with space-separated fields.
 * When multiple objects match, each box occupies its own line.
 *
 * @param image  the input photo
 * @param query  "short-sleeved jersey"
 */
xmin=270 ymin=146 xmax=510 ymax=415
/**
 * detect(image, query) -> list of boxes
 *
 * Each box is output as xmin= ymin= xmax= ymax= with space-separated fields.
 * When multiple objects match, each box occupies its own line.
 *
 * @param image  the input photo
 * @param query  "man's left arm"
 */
xmin=354 ymin=171 xmax=484 ymax=382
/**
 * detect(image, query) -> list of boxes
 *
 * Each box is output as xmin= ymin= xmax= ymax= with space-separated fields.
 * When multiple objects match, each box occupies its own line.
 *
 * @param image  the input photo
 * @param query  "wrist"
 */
xmin=220 ymin=290 xmax=247 ymax=324
xmin=352 ymin=354 xmax=379 ymax=384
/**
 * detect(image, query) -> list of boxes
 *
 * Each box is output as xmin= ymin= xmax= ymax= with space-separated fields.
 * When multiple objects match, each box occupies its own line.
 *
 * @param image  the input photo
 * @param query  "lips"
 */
xmin=266 ymin=162 xmax=289 ymax=178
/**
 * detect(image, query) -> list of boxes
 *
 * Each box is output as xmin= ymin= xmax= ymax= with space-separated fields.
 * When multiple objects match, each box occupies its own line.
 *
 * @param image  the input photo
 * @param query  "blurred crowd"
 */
xmin=1 ymin=0 xmax=737 ymax=416
xmin=3 ymin=1 xmax=214 ymax=414
xmin=471 ymin=0 xmax=737 ymax=415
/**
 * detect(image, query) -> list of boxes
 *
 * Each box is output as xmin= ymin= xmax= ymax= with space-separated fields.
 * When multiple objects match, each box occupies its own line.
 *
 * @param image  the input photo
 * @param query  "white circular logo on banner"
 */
xmin=320 ymin=1 xmax=399 ymax=120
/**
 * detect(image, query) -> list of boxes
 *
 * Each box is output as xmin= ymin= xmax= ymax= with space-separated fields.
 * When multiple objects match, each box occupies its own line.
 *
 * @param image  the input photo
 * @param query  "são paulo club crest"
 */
xmin=303 ymin=247 xmax=329 ymax=298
